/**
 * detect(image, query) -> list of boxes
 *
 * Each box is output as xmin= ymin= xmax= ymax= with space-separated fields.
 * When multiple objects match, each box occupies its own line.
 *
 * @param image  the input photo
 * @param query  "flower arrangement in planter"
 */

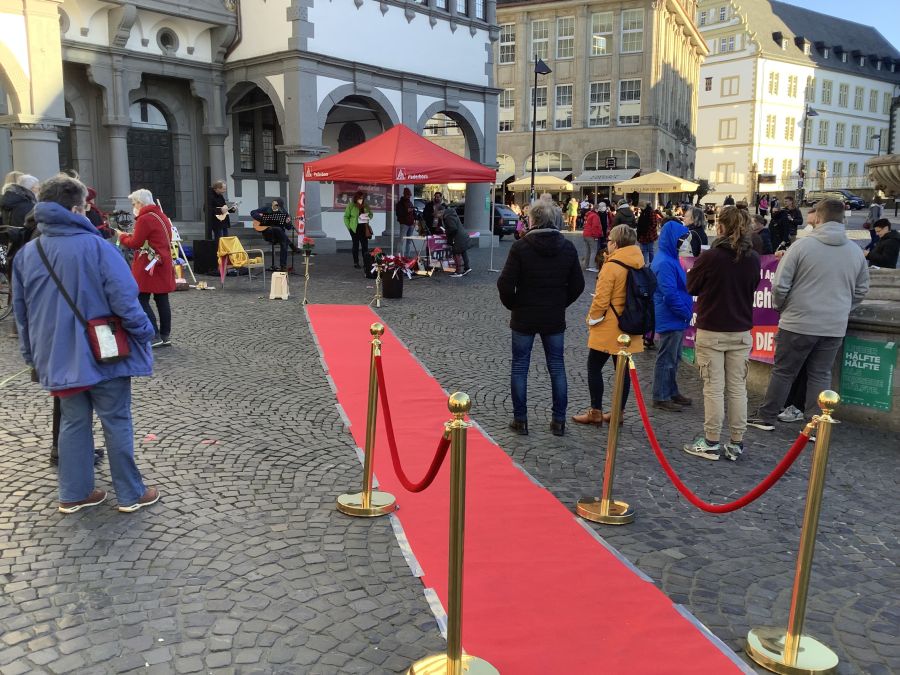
xmin=301 ymin=237 xmax=315 ymax=254
xmin=371 ymin=247 xmax=417 ymax=279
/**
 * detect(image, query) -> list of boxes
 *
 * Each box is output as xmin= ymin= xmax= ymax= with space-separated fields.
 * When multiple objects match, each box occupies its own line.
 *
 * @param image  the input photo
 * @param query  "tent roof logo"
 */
xmin=305 ymin=166 xmax=312 ymax=178
xmin=396 ymin=168 xmax=406 ymax=181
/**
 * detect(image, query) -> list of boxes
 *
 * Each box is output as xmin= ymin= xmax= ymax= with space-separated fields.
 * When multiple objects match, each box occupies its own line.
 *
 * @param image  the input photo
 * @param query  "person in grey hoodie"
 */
xmin=748 ymin=199 xmax=869 ymax=429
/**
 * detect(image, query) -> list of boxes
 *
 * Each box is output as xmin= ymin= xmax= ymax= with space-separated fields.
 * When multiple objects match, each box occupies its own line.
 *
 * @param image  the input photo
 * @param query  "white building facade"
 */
xmin=0 ymin=0 xmax=500 ymax=244
xmin=695 ymin=0 xmax=900 ymax=205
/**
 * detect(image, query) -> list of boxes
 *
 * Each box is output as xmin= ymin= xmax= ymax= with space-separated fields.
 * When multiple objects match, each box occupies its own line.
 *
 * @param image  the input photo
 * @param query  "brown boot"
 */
xmin=602 ymin=411 xmax=625 ymax=427
xmin=571 ymin=408 xmax=604 ymax=425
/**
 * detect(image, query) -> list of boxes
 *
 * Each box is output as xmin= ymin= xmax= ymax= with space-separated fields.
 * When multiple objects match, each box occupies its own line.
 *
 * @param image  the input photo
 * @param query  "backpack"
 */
xmin=608 ymin=259 xmax=657 ymax=335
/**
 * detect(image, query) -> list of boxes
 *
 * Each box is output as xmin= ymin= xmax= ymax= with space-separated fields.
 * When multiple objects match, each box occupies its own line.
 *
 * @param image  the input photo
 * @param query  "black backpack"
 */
xmin=608 ymin=260 xmax=657 ymax=335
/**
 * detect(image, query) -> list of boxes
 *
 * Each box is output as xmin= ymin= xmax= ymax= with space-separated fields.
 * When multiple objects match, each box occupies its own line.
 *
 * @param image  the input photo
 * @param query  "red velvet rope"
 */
xmin=374 ymin=355 xmax=451 ymax=493
xmin=628 ymin=363 xmax=810 ymax=514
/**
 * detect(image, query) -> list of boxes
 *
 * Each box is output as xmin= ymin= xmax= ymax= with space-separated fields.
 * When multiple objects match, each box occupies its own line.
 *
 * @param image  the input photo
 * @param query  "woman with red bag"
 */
xmin=115 ymin=189 xmax=175 ymax=348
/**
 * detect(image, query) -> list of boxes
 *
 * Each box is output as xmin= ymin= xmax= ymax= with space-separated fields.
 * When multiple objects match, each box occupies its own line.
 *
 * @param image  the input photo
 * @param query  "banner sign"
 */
xmin=680 ymin=254 xmax=779 ymax=364
xmin=839 ymin=337 xmax=896 ymax=410
xmin=295 ymin=176 xmax=306 ymax=245
xmin=333 ymin=182 xmax=390 ymax=211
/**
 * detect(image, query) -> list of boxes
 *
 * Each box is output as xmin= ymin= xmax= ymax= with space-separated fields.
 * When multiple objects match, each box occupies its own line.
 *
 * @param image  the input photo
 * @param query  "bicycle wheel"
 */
xmin=0 ymin=270 xmax=11 ymax=320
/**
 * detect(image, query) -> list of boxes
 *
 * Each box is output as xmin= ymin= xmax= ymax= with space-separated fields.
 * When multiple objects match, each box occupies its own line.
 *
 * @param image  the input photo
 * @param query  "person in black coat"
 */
xmin=768 ymin=204 xmax=792 ymax=251
xmin=683 ymin=206 xmax=709 ymax=256
xmin=208 ymin=180 xmax=236 ymax=242
xmin=866 ymin=219 xmax=900 ymax=269
xmin=497 ymin=200 xmax=585 ymax=437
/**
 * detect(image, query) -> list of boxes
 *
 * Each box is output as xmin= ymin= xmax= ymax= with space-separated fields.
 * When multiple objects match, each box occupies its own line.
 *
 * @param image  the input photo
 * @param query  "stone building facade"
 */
xmin=0 ymin=0 xmax=500 ymax=243
xmin=486 ymin=0 xmax=706 ymax=202
xmin=695 ymin=0 xmax=900 ymax=205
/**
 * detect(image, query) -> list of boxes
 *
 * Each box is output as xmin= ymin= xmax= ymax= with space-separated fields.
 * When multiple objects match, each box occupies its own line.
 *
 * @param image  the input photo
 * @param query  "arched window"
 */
xmin=525 ymin=151 xmax=572 ymax=173
xmin=338 ymin=122 xmax=365 ymax=152
xmin=496 ymin=154 xmax=515 ymax=179
xmin=658 ymin=149 xmax=666 ymax=171
xmin=129 ymin=100 xmax=168 ymax=130
xmin=582 ymin=149 xmax=640 ymax=171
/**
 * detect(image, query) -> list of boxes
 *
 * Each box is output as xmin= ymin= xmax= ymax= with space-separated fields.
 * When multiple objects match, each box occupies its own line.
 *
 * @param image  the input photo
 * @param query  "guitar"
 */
xmin=252 ymin=220 xmax=269 ymax=232
xmin=214 ymin=202 xmax=239 ymax=221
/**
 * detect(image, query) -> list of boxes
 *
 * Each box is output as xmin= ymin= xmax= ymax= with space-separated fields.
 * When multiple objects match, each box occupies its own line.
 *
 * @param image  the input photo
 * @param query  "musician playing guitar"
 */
xmin=208 ymin=180 xmax=237 ymax=242
xmin=250 ymin=198 xmax=298 ymax=271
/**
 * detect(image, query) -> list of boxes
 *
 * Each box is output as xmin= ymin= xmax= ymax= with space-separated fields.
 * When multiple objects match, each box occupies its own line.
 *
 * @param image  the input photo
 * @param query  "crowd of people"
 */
xmin=495 ymin=195 xmax=872 ymax=464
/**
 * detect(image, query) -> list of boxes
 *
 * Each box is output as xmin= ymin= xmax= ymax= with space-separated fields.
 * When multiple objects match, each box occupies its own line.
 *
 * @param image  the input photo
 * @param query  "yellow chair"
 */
xmin=216 ymin=236 xmax=266 ymax=288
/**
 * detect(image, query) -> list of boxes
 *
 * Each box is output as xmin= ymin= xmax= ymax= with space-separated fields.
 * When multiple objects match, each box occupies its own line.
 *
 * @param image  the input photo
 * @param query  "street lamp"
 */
xmin=529 ymin=57 xmax=552 ymax=203
xmin=796 ymin=106 xmax=818 ymax=206
xmin=870 ymin=132 xmax=883 ymax=155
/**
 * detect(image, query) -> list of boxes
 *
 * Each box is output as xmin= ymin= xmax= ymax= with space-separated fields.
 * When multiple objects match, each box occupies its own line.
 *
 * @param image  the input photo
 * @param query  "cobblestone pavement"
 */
xmin=1 ymin=243 xmax=897 ymax=674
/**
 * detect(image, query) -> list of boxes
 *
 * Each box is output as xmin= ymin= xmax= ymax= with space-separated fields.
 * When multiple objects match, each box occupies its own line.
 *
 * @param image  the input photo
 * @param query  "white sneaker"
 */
xmin=586 ymin=267 xmax=598 ymax=272
xmin=777 ymin=405 xmax=804 ymax=423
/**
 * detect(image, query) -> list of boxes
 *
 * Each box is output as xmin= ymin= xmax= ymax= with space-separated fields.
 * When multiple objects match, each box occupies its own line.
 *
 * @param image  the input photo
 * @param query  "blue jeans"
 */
xmin=652 ymin=330 xmax=685 ymax=401
xmin=58 ymin=377 xmax=146 ymax=505
xmin=510 ymin=330 xmax=567 ymax=422
xmin=639 ymin=241 xmax=655 ymax=265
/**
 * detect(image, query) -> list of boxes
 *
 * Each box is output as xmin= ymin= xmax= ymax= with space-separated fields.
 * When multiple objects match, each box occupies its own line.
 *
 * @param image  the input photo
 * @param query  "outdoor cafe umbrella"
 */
xmin=507 ymin=175 xmax=574 ymax=192
xmin=613 ymin=170 xmax=698 ymax=194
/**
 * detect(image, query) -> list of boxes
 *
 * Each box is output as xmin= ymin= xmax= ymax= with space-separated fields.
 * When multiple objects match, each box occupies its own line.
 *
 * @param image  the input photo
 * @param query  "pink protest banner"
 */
xmin=332 ymin=182 xmax=391 ymax=211
xmin=680 ymin=254 xmax=779 ymax=364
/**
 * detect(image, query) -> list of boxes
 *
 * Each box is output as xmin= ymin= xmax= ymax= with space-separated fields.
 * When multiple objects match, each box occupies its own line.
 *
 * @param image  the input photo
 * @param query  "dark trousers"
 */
xmin=786 ymin=363 xmax=808 ymax=410
xmin=265 ymin=228 xmax=292 ymax=268
xmin=510 ymin=330 xmax=567 ymax=422
xmin=138 ymin=292 xmax=171 ymax=340
xmin=453 ymin=250 xmax=470 ymax=272
xmin=588 ymin=348 xmax=631 ymax=412
xmin=758 ymin=329 xmax=842 ymax=420
xmin=652 ymin=330 xmax=685 ymax=401
xmin=349 ymin=228 xmax=369 ymax=266
xmin=211 ymin=225 xmax=229 ymax=242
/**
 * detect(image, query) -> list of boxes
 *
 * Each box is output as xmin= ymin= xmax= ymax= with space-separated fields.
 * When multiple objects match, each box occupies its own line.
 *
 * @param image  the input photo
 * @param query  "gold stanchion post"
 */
xmin=746 ymin=390 xmax=841 ymax=675
xmin=370 ymin=266 xmax=383 ymax=308
xmin=576 ymin=334 xmax=635 ymax=525
xmin=336 ymin=323 xmax=397 ymax=517
xmin=302 ymin=248 xmax=311 ymax=305
xmin=407 ymin=393 xmax=498 ymax=675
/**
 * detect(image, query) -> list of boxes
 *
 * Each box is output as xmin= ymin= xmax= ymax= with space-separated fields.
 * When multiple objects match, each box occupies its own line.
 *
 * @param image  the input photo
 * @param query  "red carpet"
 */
xmin=307 ymin=305 xmax=744 ymax=674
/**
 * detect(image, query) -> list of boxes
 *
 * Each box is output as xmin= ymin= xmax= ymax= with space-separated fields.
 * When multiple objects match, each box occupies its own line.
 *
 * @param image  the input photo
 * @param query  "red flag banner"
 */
xmin=296 ymin=176 xmax=306 ymax=245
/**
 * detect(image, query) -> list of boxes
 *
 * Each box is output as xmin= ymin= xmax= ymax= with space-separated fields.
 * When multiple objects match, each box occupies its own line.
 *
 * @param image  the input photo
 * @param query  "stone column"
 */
xmin=105 ymin=124 xmax=132 ymax=210
xmin=464 ymin=183 xmax=492 ymax=246
xmin=205 ymin=132 xmax=228 ymax=183
xmin=9 ymin=123 xmax=61 ymax=178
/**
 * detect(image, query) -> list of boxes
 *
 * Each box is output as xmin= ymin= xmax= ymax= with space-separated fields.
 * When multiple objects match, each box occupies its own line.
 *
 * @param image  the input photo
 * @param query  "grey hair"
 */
xmin=38 ymin=174 xmax=87 ymax=211
xmin=687 ymin=206 xmax=705 ymax=227
xmin=528 ymin=200 xmax=557 ymax=229
xmin=17 ymin=174 xmax=39 ymax=190
xmin=128 ymin=188 xmax=155 ymax=206
xmin=608 ymin=224 xmax=637 ymax=247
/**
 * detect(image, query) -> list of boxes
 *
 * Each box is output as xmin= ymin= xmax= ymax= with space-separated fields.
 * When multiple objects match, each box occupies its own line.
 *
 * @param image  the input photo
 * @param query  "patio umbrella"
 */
xmin=614 ymin=170 xmax=698 ymax=193
xmin=507 ymin=175 xmax=574 ymax=191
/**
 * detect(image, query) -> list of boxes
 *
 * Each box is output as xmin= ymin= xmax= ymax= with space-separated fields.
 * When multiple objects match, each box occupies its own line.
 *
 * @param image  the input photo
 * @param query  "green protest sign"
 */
xmin=839 ymin=337 xmax=896 ymax=411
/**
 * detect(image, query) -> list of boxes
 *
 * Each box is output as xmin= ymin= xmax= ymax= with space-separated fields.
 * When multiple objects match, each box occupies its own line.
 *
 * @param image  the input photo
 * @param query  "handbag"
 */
xmin=36 ymin=239 xmax=131 ymax=364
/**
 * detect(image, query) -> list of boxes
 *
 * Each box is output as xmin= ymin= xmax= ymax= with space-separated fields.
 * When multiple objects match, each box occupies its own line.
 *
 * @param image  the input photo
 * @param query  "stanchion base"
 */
xmin=336 ymin=491 xmax=397 ymax=517
xmin=407 ymin=654 xmax=499 ymax=674
xmin=575 ymin=497 xmax=635 ymax=525
xmin=746 ymin=627 xmax=839 ymax=675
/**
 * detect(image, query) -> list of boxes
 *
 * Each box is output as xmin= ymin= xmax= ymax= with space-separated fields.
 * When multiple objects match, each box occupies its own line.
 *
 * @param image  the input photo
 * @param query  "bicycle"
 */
xmin=0 ymin=229 xmax=12 ymax=321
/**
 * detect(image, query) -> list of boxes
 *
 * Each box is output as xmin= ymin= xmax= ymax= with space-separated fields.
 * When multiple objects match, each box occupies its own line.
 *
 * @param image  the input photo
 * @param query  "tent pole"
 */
xmin=489 ymin=184 xmax=499 ymax=272
xmin=390 ymin=185 xmax=395 ymax=256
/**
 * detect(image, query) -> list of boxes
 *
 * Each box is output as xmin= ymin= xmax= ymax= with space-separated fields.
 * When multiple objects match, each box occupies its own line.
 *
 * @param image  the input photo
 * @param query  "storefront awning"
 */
xmin=573 ymin=169 xmax=640 ymax=185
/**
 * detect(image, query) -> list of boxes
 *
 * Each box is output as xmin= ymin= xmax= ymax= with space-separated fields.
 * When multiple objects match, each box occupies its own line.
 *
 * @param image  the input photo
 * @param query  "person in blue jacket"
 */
xmin=650 ymin=219 xmax=695 ymax=411
xmin=13 ymin=174 xmax=161 ymax=514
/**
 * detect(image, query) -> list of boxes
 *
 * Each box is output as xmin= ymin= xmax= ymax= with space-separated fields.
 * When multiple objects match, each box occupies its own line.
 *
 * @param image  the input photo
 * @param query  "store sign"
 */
xmin=840 ymin=337 xmax=896 ymax=410
xmin=573 ymin=169 xmax=639 ymax=185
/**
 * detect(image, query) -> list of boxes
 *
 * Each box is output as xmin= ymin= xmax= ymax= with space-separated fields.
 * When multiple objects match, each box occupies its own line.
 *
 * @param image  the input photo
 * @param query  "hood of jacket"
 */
xmin=606 ymin=243 xmax=645 ymax=268
xmin=523 ymin=227 xmax=566 ymax=257
xmin=809 ymin=220 xmax=849 ymax=246
xmin=879 ymin=230 xmax=900 ymax=243
xmin=35 ymin=202 xmax=101 ymax=238
xmin=1 ymin=184 xmax=36 ymax=209
xmin=657 ymin=219 xmax=688 ymax=257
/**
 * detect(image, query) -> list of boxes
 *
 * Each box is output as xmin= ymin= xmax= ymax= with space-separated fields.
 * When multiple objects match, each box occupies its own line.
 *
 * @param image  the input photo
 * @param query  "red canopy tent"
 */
xmin=303 ymin=124 xmax=496 ymax=184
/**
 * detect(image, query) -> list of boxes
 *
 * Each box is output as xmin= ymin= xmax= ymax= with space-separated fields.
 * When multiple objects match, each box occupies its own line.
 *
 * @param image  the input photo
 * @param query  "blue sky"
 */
xmin=779 ymin=0 xmax=900 ymax=52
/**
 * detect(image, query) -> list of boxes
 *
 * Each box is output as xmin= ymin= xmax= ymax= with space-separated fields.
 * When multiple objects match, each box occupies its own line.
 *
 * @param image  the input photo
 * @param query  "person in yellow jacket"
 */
xmin=343 ymin=191 xmax=374 ymax=269
xmin=572 ymin=224 xmax=645 ymax=426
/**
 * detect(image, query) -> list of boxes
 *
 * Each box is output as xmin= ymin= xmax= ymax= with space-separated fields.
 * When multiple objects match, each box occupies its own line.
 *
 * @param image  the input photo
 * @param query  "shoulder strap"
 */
xmin=35 ymin=239 xmax=88 ymax=329
xmin=608 ymin=259 xmax=633 ymax=272
xmin=149 ymin=212 xmax=172 ymax=248
xmin=606 ymin=259 xmax=632 ymax=319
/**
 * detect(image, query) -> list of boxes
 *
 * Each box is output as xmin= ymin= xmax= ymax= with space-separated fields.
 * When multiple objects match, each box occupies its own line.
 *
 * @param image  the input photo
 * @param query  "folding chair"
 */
xmin=216 ymin=236 xmax=266 ymax=288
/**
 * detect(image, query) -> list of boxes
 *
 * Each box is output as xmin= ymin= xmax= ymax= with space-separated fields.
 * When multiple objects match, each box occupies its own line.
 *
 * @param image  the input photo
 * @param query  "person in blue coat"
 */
xmin=650 ymin=219 xmax=695 ymax=411
xmin=13 ymin=174 xmax=160 ymax=514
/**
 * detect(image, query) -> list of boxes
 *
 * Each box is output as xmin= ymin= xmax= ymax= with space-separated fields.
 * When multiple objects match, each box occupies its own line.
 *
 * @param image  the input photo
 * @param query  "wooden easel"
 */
xmin=157 ymin=200 xmax=196 ymax=283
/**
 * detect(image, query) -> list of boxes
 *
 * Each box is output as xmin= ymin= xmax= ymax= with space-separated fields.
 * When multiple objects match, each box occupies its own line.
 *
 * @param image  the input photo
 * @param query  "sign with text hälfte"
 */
xmin=839 ymin=337 xmax=896 ymax=411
